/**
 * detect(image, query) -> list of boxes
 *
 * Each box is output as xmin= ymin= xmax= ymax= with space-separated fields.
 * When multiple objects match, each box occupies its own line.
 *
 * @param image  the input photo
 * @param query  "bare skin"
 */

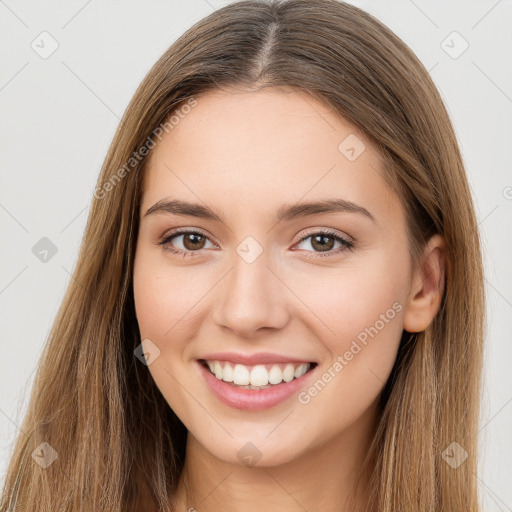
xmin=133 ymin=88 xmax=445 ymax=512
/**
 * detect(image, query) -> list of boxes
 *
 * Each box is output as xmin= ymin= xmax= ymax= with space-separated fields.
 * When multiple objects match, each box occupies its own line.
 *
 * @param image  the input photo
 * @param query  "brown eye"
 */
xmin=182 ymin=233 xmax=206 ymax=250
xmin=310 ymin=234 xmax=335 ymax=252
xmin=294 ymin=230 xmax=354 ymax=258
xmin=158 ymin=230 xmax=216 ymax=257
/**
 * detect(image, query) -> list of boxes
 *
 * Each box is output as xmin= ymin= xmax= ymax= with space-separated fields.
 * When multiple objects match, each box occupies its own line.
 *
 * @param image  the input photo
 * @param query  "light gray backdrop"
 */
xmin=0 ymin=0 xmax=511 ymax=509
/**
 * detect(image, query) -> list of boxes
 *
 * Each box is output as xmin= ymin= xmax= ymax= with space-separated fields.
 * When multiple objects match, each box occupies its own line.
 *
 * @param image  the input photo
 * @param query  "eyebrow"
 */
xmin=144 ymin=197 xmax=376 ymax=224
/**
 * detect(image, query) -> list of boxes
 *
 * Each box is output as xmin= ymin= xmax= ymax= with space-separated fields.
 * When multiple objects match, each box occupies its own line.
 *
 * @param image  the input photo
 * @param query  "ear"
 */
xmin=403 ymin=234 xmax=446 ymax=333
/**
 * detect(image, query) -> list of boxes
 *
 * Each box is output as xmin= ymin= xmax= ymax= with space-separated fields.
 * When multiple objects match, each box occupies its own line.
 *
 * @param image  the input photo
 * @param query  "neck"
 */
xmin=171 ymin=399 xmax=378 ymax=512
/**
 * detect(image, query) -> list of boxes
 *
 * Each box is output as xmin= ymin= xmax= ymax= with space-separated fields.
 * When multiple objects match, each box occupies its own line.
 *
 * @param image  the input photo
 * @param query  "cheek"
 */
xmin=132 ymin=250 xmax=206 ymax=421
xmin=289 ymin=251 xmax=408 ymax=408
xmin=133 ymin=249 xmax=211 ymax=342
xmin=291 ymin=256 xmax=407 ymax=349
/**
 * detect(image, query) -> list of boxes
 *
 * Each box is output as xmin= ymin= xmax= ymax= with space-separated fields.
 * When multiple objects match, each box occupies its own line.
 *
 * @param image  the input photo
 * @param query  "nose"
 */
xmin=211 ymin=249 xmax=291 ymax=338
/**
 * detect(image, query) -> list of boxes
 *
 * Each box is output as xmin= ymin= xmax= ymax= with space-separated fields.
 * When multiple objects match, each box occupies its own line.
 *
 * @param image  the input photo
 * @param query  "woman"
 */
xmin=0 ymin=0 xmax=485 ymax=510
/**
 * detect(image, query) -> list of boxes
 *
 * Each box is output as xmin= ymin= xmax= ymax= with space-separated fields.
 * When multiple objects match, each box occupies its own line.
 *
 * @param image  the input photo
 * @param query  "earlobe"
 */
xmin=403 ymin=234 xmax=446 ymax=333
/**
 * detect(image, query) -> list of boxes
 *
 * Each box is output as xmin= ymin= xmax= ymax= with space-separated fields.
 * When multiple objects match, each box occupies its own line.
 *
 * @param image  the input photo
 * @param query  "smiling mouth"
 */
xmin=199 ymin=359 xmax=318 ymax=390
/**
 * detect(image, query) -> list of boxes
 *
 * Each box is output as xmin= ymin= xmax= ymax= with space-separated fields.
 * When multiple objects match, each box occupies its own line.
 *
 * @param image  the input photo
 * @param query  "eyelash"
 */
xmin=158 ymin=228 xmax=355 ymax=259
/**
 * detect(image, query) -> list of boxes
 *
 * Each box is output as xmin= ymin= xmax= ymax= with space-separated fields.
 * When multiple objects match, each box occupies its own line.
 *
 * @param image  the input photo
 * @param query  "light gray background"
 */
xmin=0 ymin=0 xmax=511 ymax=509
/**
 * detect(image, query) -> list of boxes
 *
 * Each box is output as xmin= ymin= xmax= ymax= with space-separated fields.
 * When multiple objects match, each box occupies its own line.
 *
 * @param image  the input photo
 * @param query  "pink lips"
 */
xmin=196 ymin=358 xmax=318 ymax=411
xmin=198 ymin=351 xmax=315 ymax=366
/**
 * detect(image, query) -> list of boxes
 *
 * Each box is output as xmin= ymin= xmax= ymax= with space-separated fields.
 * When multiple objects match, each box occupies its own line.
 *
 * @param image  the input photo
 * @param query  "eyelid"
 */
xmin=294 ymin=227 xmax=354 ymax=245
xmin=158 ymin=227 xmax=218 ymax=251
xmin=160 ymin=227 xmax=216 ymax=242
xmin=292 ymin=228 xmax=355 ymax=258
xmin=158 ymin=227 xmax=355 ymax=258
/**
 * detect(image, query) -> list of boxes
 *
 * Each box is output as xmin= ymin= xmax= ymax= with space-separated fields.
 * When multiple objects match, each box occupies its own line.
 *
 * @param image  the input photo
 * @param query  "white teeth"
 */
xmin=268 ymin=365 xmax=283 ymax=385
xmin=204 ymin=360 xmax=312 ymax=387
xmin=294 ymin=363 xmax=308 ymax=379
xmin=250 ymin=365 xmax=269 ymax=386
xmin=232 ymin=364 xmax=250 ymax=385
xmin=282 ymin=364 xmax=295 ymax=382
xmin=222 ymin=363 xmax=234 ymax=382
xmin=213 ymin=361 xmax=223 ymax=379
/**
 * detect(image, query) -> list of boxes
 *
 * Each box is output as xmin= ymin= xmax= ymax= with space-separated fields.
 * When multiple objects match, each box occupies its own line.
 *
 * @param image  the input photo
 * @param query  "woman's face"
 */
xmin=133 ymin=88 xmax=414 ymax=467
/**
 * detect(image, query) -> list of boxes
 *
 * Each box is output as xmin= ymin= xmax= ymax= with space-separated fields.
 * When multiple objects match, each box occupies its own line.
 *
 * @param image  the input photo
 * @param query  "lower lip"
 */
xmin=196 ymin=361 xmax=317 ymax=411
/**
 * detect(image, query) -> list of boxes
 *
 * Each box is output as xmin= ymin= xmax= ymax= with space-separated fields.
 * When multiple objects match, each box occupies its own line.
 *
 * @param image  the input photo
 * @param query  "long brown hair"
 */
xmin=0 ymin=1 xmax=485 ymax=510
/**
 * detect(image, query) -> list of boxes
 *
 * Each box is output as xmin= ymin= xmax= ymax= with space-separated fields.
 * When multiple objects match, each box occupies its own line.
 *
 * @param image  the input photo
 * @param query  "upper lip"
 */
xmin=198 ymin=352 xmax=316 ymax=366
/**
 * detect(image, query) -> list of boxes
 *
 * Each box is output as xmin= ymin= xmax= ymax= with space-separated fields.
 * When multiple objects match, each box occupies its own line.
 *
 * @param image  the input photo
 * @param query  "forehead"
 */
xmin=141 ymin=88 xmax=398 ymax=223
